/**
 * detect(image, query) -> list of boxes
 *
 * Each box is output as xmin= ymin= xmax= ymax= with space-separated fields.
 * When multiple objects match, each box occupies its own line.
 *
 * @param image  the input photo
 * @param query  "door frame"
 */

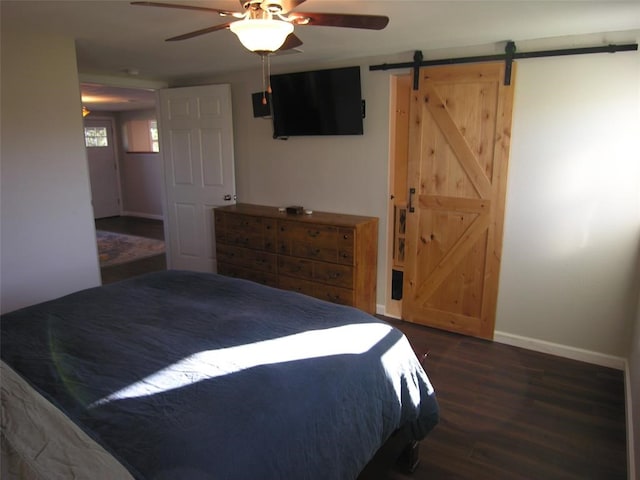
xmin=385 ymin=73 xmax=412 ymax=319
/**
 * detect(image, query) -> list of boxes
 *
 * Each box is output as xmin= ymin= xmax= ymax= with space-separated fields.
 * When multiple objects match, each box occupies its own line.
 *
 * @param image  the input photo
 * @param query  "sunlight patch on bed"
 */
xmin=90 ymin=323 xmax=393 ymax=408
xmin=380 ymin=335 xmax=434 ymax=408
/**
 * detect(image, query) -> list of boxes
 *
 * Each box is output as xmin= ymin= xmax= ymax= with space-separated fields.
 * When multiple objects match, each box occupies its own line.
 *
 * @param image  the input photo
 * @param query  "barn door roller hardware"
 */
xmin=369 ymin=41 xmax=638 ymax=89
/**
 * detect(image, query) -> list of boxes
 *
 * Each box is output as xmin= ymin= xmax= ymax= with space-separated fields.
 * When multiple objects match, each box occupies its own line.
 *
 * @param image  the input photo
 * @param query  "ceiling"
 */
xmin=3 ymin=1 xmax=639 ymax=111
xmin=79 ymin=83 xmax=158 ymax=111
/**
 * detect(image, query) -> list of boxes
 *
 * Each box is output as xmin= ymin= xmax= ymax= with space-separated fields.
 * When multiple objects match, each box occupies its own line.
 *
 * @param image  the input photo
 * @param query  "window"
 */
xmin=150 ymin=121 xmax=159 ymax=152
xmin=125 ymin=119 xmax=159 ymax=153
xmin=84 ymin=127 xmax=109 ymax=147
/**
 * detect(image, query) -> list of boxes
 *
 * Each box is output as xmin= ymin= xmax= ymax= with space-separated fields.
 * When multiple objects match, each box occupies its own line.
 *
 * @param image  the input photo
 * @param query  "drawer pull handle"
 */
xmin=308 ymin=230 xmax=320 ymax=238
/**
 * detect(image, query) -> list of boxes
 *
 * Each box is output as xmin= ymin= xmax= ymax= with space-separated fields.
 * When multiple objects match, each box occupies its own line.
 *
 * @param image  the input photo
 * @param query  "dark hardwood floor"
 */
xmin=94 ymin=216 xmax=628 ymax=480
xmin=95 ymin=216 xmax=166 ymax=285
xmin=362 ymin=320 xmax=627 ymax=480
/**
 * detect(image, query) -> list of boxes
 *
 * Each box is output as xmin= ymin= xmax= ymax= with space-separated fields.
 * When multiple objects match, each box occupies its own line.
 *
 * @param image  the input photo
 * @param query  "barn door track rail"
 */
xmin=369 ymin=41 xmax=638 ymax=89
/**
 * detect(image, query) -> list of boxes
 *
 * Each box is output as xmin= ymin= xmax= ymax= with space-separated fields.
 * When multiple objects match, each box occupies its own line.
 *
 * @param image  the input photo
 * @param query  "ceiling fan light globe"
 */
xmin=230 ymin=18 xmax=294 ymax=52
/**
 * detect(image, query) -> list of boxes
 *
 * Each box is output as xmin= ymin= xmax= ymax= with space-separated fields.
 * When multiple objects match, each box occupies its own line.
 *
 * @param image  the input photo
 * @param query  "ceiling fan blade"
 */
xmin=131 ymin=1 xmax=238 ymax=16
xmin=289 ymin=12 xmax=389 ymax=30
xmin=279 ymin=33 xmax=303 ymax=50
xmin=275 ymin=1 xmax=307 ymax=14
xmin=166 ymin=22 xmax=232 ymax=41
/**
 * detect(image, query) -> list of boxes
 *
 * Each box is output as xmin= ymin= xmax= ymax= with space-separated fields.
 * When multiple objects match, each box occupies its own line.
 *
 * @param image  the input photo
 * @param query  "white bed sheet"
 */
xmin=1 ymin=361 xmax=134 ymax=480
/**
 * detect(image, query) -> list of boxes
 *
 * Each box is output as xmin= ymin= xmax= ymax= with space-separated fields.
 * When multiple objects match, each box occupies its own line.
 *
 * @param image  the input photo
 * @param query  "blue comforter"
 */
xmin=1 ymin=270 xmax=438 ymax=479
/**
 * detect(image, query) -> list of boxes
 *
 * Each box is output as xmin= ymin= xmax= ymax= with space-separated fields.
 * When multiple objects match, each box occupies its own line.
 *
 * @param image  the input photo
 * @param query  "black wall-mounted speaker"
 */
xmin=252 ymin=92 xmax=271 ymax=118
xmin=391 ymin=269 xmax=403 ymax=300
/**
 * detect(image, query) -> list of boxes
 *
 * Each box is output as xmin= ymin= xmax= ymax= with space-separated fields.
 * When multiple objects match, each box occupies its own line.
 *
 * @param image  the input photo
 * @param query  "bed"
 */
xmin=1 ymin=270 xmax=439 ymax=479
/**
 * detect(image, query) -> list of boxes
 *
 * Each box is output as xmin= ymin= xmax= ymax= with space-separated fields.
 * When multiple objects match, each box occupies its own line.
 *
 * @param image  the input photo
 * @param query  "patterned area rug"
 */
xmin=96 ymin=230 xmax=165 ymax=268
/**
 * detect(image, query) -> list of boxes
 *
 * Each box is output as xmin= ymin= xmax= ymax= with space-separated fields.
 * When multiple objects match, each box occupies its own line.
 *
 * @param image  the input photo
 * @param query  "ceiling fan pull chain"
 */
xmin=267 ymin=53 xmax=272 ymax=95
xmin=261 ymin=54 xmax=268 ymax=105
xmin=260 ymin=53 xmax=273 ymax=105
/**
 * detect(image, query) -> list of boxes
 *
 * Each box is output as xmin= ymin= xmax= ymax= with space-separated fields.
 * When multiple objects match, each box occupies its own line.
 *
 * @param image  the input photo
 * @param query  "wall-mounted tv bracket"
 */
xmin=369 ymin=41 xmax=638 ymax=89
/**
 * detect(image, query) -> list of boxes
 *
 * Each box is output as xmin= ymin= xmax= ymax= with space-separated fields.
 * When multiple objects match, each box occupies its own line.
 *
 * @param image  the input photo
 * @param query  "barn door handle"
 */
xmin=408 ymin=188 xmax=416 ymax=213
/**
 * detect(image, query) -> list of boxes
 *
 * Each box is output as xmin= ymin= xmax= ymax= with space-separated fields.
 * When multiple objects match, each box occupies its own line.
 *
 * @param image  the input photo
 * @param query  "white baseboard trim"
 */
xmin=494 ymin=330 xmax=626 ymax=370
xmin=624 ymin=361 xmax=636 ymax=480
xmin=377 ymin=306 xmax=625 ymax=370
xmin=376 ymin=304 xmax=395 ymax=317
xmin=121 ymin=211 xmax=164 ymax=221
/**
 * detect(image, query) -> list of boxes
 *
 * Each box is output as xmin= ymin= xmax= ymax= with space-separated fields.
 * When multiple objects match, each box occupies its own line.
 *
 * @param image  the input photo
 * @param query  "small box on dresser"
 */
xmin=214 ymin=203 xmax=378 ymax=314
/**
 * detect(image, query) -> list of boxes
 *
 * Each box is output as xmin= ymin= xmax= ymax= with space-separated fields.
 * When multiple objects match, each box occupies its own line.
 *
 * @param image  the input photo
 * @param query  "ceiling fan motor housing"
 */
xmin=243 ymin=1 xmax=284 ymax=13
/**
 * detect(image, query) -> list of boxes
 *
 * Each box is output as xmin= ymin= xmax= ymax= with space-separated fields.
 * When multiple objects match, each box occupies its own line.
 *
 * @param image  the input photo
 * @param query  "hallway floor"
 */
xmin=95 ymin=216 xmax=166 ymax=284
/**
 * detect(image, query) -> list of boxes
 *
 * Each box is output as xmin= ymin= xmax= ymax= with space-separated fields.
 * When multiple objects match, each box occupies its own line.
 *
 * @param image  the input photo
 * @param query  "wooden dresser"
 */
xmin=214 ymin=203 xmax=378 ymax=314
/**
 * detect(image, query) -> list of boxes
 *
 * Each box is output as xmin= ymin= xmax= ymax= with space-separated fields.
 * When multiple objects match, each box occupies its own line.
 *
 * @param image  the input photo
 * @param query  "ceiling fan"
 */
xmin=131 ymin=1 xmax=389 ymax=53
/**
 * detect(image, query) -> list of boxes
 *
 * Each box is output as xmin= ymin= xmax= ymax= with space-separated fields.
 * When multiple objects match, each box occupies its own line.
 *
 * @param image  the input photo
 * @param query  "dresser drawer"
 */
xmin=277 ymin=274 xmax=315 ymax=297
xmin=217 ymin=213 xmax=277 ymax=252
xmin=337 ymin=228 xmax=355 ymax=265
xmin=278 ymin=256 xmax=313 ymax=280
xmin=314 ymin=283 xmax=354 ymax=307
xmin=262 ymin=219 xmax=277 ymax=252
xmin=278 ymin=257 xmax=354 ymax=288
xmin=313 ymin=262 xmax=353 ymax=289
xmin=217 ymin=263 xmax=277 ymax=287
xmin=278 ymin=221 xmax=340 ymax=263
xmin=217 ymin=244 xmax=277 ymax=274
xmin=278 ymin=275 xmax=354 ymax=307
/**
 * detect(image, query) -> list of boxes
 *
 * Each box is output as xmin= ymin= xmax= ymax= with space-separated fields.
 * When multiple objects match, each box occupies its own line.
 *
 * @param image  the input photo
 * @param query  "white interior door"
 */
xmin=85 ymin=118 xmax=120 ymax=219
xmin=158 ymin=84 xmax=236 ymax=272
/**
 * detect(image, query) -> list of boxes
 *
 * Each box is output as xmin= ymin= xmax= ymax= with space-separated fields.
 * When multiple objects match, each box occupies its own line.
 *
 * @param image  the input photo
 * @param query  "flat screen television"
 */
xmin=270 ymin=66 xmax=364 ymax=138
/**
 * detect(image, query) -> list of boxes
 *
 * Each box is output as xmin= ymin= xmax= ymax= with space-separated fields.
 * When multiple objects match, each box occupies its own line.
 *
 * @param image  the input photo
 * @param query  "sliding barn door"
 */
xmin=402 ymin=62 xmax=516 ymax=339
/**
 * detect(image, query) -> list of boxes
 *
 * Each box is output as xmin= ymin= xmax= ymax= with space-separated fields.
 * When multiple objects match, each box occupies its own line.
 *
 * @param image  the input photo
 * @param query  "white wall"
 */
xmin=630 ymin=302 xmax=640 ymax=479
xmin=119 ymin=152 xmax=164 ymax=219
xmin=117 ymin=110 xmax=164 ymax=219
xmin=0 ymin=26 xmax=101 ymax=314
xmin=497 ymin=52 xmax=640 ymax=357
